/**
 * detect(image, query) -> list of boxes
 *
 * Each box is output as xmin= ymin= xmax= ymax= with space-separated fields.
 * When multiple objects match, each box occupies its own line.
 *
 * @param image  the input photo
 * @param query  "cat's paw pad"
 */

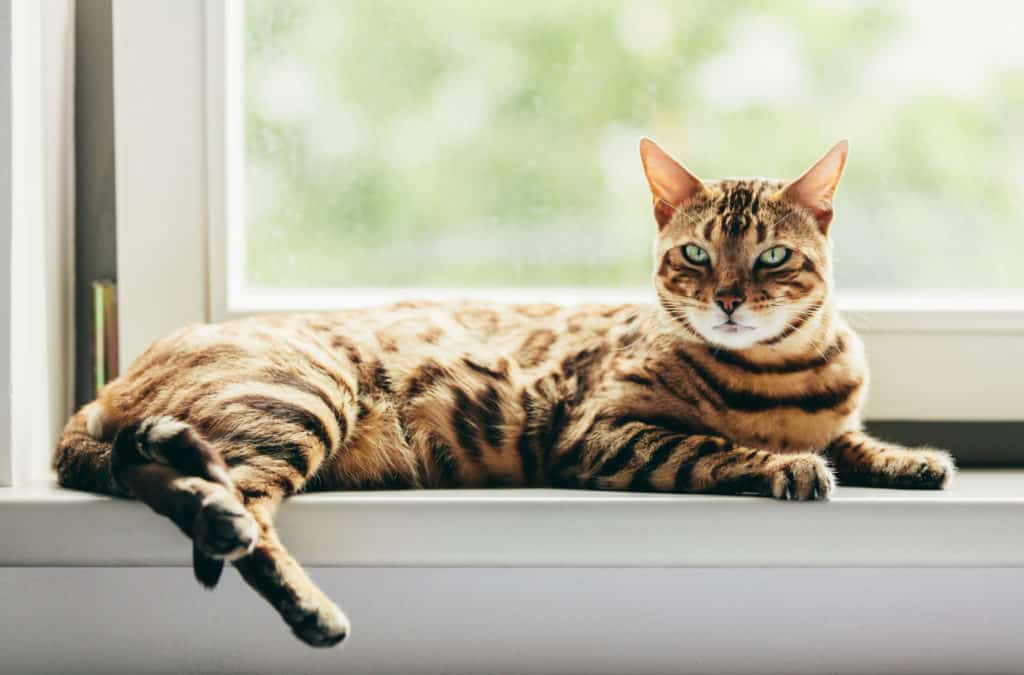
xmin=290 ymin=601 xmax=350 ymax=648
xmin=193 ymin=489 xmax=258 ymax=561
xmin=769 ymin=455 xmax=835 ymax=501
xmin=896 ymin=448 xmax=956 ymax=489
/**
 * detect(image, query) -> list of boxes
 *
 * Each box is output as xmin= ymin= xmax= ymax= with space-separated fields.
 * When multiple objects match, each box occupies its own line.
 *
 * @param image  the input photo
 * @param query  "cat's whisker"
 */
xmin=765 ymin=299 xmax=831 ymax=360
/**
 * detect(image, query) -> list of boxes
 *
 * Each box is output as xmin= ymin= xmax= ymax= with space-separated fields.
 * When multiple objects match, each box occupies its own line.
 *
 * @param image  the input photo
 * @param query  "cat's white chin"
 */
xmin=713 ymin=322 xmax=755 ymax=335
xmin=690 ymin=309 xmax=790 ymax=350
xmin=699 ymin=326 xmax=764 ymax=350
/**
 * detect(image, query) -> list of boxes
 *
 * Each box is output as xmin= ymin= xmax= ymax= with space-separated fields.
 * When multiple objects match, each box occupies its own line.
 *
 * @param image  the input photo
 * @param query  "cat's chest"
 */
xmin=716 ymin=402 xmax=861 ymax=453
xmin=705 ymin=358 xmax=868 ymax=451
xmin=641 ymin=342 xmax=867 ymax=453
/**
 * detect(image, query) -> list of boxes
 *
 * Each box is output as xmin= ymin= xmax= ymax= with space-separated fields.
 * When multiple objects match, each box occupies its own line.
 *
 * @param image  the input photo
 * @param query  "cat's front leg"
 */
xmin=684 ymin=446 xmax=835 ymax=501
xmin=828 ymin=430 xmax=955 ymax=489
xmin=563 ymin=418 xmax=834 ymax=500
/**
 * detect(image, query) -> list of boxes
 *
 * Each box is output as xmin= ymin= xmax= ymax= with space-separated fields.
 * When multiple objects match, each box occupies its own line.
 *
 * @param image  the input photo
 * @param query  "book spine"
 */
xmin=92 ymin=280 xmax=119 ymax=392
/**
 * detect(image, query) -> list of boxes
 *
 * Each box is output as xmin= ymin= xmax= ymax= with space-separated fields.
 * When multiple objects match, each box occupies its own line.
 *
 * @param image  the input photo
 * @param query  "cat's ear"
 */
xmin=639 ymin=138 xmax=708 ymax=229
xmin=779 ymin=140 xmax=849 ymax=233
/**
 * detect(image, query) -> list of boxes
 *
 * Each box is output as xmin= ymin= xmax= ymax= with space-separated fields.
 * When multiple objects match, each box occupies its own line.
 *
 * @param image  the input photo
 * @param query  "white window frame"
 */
xmin=0 ymin=0 xmax=12 ymax=487
xmin=112 ymin=0 xmax=1024 ymax=423
xmin=0 ymin=0 xmax=73 ymax=487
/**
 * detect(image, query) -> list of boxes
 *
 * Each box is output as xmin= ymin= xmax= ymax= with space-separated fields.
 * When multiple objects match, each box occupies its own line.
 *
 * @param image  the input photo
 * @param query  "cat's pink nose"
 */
xmin=715 ymin=292 xmax=746 ymax=314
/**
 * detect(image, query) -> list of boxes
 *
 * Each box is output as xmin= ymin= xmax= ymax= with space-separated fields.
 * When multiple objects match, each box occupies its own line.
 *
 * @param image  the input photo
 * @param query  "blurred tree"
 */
xmin=244 ymin=0 xmax=1024 ymax=291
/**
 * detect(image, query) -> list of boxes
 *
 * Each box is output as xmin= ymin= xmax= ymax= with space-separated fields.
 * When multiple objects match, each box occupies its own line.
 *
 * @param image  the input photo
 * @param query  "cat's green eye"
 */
xmin=682 ymin=244 xmax=710 ymax=266
xmin=757 ymin=245 xmax=791 ymax=268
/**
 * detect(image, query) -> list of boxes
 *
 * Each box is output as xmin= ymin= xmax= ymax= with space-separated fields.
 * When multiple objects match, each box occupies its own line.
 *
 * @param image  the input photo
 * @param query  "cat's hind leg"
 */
xmin=111 ymin=416 xmax=258 ymax=587
xmin=111 ymin=414 xmax=350 ymax=647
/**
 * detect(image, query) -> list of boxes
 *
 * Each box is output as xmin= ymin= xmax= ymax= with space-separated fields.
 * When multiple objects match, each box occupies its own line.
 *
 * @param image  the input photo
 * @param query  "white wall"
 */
xmin=113 ymin=0 xmax=208 ymax=367
xmin=1 ymin=566 xmax=1021 ymax=675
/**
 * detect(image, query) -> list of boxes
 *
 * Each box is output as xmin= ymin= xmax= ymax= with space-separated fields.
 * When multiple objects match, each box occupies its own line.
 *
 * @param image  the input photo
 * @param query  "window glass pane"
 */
xmin=244 ymin=0 xmax=1024 ymax=291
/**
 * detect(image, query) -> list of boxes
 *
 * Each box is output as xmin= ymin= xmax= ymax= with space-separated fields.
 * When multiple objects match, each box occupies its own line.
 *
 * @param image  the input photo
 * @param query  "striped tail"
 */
xmin=53 ymin=403 xmax=124 ymax=495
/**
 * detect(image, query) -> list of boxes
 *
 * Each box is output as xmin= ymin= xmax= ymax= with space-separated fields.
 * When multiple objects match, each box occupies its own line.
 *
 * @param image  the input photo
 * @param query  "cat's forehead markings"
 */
xmin=701 ymin=216 xmax=717 ymax=241
xmin=675 ymin=179 xmax=788 ymax=243
xmin=708 ymin=180 xmax=770 ymax=239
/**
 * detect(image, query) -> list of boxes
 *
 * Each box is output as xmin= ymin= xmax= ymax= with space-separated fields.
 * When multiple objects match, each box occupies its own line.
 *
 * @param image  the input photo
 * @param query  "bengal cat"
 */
xmin=54 ymin=138 xmax=955 ymax=647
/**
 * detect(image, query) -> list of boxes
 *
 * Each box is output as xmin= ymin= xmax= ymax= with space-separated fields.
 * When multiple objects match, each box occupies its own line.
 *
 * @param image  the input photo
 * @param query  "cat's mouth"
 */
xmin=713 ymin=319 xmax=756 ymax=334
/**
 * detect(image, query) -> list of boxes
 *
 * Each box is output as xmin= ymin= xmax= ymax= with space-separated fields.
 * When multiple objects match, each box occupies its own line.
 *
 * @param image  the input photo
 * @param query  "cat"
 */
xmin=53 ymin=138 xmax=955 ymax=647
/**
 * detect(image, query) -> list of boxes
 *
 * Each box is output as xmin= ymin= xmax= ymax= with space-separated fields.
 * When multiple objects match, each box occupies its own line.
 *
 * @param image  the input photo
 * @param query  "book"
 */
xmin=92 ymin=280 xmax=119 ymax=392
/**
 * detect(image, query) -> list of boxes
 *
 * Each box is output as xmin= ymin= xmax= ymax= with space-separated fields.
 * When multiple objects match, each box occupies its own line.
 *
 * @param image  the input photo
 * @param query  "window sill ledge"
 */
xmin=1 ymin=469 xmax=1022 ymax=568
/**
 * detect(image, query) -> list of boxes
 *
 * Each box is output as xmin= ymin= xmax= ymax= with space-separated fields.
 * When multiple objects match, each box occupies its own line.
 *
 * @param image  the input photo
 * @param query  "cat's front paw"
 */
xmin=193 ymin=487 xmax=259 ymax=560
xmin=885 ymin=448 xmax=956 ymax=489
xmin=768 ymin=454 xmax=835 ymax=501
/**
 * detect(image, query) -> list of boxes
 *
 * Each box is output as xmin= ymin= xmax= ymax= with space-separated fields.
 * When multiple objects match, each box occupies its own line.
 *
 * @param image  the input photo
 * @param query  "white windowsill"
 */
xmin=1 ymin=469 xmax=1022 ymax=568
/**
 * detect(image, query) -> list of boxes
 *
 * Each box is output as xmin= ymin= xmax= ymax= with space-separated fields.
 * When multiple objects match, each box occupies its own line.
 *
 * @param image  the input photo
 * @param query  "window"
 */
xmin=240 ymin=1 xmax=1024 ymax=294
xmin=107 ymin=0 xmax=1024 ymax=423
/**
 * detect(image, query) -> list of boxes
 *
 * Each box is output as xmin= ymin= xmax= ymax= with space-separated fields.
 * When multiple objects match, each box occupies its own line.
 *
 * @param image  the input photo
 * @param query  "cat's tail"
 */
xmin=53 ymin=402 xmax=125 ymax=495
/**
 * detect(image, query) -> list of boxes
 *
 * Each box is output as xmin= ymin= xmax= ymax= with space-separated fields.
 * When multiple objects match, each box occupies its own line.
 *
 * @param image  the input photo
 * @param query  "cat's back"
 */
xmin=86 ymin=299 xmax=645 ymax=489
xmin=305 ymin=299 xmax=645 ymax=361
xmin=102 ymin=299 xmax=648 ymax=405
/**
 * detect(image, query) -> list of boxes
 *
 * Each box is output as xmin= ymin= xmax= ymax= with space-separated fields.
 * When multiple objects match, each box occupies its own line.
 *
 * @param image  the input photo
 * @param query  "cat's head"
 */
xmin=640 ymin=138 xmax=848 ymax=350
